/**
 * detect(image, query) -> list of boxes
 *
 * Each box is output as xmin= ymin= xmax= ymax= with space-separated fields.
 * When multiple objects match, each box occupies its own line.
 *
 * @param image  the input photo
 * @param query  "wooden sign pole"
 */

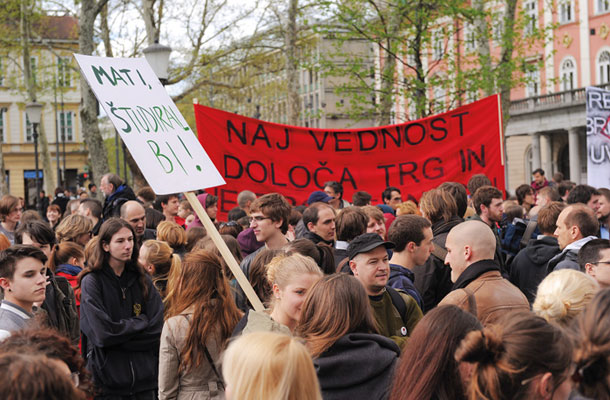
xmin=185 ymin=191 xmax=264 ymax=311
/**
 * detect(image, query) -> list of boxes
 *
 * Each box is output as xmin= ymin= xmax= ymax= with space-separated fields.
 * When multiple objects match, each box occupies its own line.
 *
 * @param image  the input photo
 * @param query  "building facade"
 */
xmin=206 ymin=32 xmax=376 ymax=130
xmin=0 ymin=14 xmax=88 ymax=206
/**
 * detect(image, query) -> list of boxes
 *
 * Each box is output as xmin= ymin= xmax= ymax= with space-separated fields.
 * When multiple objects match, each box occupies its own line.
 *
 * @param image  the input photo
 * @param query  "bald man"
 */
xmin=439 ymin=221 xmax=528 ymax=324
xmin=120 ymin=201 xmax=156 ymax=245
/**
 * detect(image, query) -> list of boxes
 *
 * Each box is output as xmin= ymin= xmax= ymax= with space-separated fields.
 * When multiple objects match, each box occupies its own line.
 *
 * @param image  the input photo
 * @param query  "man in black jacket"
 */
xmin=509 ymin=202 xmax=564 ymax=303
xmin=414 ymin=183 xmax=466 ymax=312
xmin=80 ymin=218 xmax=163 ymax=397
xmin=100 ymin=173 xmax=136 ymax=221
xmin=303 ymin=202 xmax=336 ymax=246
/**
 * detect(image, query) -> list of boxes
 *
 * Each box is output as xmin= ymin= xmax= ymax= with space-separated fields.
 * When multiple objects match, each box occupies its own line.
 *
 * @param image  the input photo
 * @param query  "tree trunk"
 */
xmin=21 ymin=0 xmax=55 ymax=192
xmin=38 ymin=120 xmax=56 ymax=193
xmin=473 ymin=0 xmax=494 ymax=96
xmin=142 ymin=0 xmax=160 ymax=44
xmin=79 ymin=0 xmax=110 ymax=188
xmin=285 ymin=0 xmax=300 ymax=125
xmin=100 ymin=2 xmax=113 ymax=57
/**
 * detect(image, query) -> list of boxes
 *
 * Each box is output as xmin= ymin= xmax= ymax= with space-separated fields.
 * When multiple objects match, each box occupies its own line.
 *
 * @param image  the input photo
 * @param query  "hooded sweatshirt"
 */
xmin=509 ymin=236 xmax=560 ymax=303
xmin=315 ymin=332 xmax=399 ymax=400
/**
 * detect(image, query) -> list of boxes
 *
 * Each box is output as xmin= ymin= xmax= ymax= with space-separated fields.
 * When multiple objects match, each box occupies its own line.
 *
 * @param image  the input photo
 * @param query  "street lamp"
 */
xmin=25 ymin=101 xmax=43 ymax=200
xmin=143 ymin=41 xmax=172 ymax=85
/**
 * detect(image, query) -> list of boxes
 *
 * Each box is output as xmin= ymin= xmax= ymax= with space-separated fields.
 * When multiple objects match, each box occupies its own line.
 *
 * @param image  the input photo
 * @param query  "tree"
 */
xmin=79 ymin=0 xmax=111 ymax=189
xmin=314 ymin=0 xmax=553 ymax=126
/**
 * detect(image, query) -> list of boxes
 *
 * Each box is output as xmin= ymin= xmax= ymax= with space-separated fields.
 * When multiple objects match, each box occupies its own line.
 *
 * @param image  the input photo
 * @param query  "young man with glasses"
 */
xmin=239 ymin=193 xmax=292 ymax=278
xmin=579 ymin=239 xmax=610 ymax=288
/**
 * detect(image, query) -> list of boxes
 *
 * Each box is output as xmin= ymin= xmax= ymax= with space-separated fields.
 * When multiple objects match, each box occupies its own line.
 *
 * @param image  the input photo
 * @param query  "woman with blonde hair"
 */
xmin=455 ymin=311 xmax=573 ymax=400
xmin=139 ymin=239 xmax=180 ymax=298
xmin=222 ymin=331 xmax=322 ymax=400
xmin=533 ymin=269 xmax=599 ymax=327
xmin=233 ymin=253 xmax=323 ymax=335
xmin=159 ymin=250 xmax=242 ymax=399
xmin=296 ymin=274 xmax=400 ymax=399
xmin=55 ymin=214 xmax=93 ymax=247
xmin=157 ymin=221 xmax=187 ymax=257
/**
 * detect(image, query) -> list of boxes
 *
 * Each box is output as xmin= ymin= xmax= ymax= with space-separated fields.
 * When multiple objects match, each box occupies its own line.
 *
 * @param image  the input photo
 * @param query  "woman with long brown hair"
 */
xmin=296 ymin=274 xmax=400 ymax=400
xmin=79 ymin=218 xmax=164 ymax=398
xmin=389 ymin=305 xmax=482 ymax=400
xmin=159 ymin=249 xmax=242 ymax=399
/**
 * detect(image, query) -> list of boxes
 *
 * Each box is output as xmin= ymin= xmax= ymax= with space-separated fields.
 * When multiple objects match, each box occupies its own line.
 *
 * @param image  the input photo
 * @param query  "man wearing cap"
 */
xmin=348 ymin=233 xmax=422 ymax=348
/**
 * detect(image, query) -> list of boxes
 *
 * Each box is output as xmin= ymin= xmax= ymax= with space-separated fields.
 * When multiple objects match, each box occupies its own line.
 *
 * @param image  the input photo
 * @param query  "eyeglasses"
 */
xmin=220 ymin=221 xmax=239 ymax=228
xmin=592 ymin=260 xmax=610 ymax=266
xmin=249 ymin=216 xmax=271 ymax=224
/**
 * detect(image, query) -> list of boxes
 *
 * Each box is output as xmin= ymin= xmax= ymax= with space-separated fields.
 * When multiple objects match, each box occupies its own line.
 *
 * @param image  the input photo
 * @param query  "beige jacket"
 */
xmin=158 ymin=307 xmax=224 ymax=400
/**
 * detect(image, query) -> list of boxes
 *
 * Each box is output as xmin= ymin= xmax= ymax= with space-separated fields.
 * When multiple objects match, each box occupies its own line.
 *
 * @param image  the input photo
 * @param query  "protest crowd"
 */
xmin=1 ymin=168 xmax=610 ymax=400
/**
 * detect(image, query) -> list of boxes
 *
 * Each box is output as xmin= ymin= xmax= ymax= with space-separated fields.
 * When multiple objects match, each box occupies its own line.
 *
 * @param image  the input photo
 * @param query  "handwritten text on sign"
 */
xmin=194 ymin=95 xmax=506 ymax=220
xmin=74 ymin=54 xmax=225 ymax=194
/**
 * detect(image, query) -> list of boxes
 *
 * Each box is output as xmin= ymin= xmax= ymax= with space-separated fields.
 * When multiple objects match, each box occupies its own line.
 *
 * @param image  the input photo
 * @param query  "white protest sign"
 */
xmin=74 ymin=54 xmax=225 ymax=194
xmin=586 ymin=87 xmax=610 ymax=188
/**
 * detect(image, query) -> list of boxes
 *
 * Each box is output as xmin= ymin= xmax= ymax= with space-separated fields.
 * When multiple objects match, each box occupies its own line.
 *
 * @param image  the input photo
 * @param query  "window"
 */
xmin=433 ymin=86 xmax=445 ymax=112
xmin=433 ymin=30 xmax=443 ymax=60
xmin=559 ymin=0 xmax=573 ymax=23
xmin=57 ymin=57 xmax=71 ymax=87
xmin=58 ymin=111 xmax=74 ymax=142
xmin=30 ymin=56 xmax=37 ymax=85
xmin=597 ymin=0 xmax=610 ymax=13
xmin=0 ymin=108 xmax=4 ymax=143
xmin=492 ymin=14 xmax=504 ymax=44
xmin=525 ymin=68 xmax=540 ymax=97
xmin=599 ymin=50 xmax=610 ymax=84
xmin=25 ymin=113 xmax=33 ymax=142
xmin=560 ymin=58 xmax=576 ymax=90
xmin=464 ymin=23 xmax=476 ymax=52
xmin=524 ymin=0 xmax=537 ymax=35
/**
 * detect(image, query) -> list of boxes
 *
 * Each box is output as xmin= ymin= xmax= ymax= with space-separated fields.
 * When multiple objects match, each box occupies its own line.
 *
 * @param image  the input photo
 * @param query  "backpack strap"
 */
xmin=182 ymin=315 xmax=225 ymax=390
xmin=431 ymin=242 xmax=448 ymax=261
xmin=336 ymin=257 xmax=349 ymax=274
xmin=520 ymin=220 xmax=538 ymax=249
xmin=386 ymin=286 xmax=407 ymax=326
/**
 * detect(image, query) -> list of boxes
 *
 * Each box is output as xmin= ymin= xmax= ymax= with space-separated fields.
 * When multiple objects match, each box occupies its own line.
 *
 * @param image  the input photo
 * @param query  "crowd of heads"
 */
xmin=0 ymin=166 xmax=608 ymax=399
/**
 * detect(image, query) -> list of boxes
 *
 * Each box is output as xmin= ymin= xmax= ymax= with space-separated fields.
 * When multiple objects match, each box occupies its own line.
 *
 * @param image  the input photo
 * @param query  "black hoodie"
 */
xmin=80 ymin=263 xmax=164 ymax=396
xmin=509 ymin=236 xmax=560 ymax=304
xmin=315 ymin=332 xmax=399 ymax=400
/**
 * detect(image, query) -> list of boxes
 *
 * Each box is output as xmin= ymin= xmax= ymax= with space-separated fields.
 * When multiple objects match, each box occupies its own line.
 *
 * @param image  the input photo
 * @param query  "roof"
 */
xmin=32 ymin=15 xmax=79 ymax=42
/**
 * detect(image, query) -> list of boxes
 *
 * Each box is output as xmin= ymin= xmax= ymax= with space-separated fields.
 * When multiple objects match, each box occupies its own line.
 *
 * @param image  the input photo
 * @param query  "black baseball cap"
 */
xmin=347 ymin=233 xmax=395 ymax=260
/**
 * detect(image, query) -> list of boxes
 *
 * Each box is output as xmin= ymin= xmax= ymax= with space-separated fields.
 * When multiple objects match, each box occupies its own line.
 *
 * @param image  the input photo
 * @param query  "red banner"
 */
xmin=194 ymin=95 xmax=505 ymax=220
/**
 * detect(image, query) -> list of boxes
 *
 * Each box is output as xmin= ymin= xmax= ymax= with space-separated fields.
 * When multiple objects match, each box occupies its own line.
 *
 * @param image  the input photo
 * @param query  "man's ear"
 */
xmin=464 ymin=245 xmax=473 ymax=261
xmin=406 ymin=242 xmax=416 ymax=252
xmin=307 ymin=221 xmax=315 ymax=232
xmin=572 ymin=226 xmax=582 ymax=239
xmin=585 ymin=263 xmax=596 ymax=277
xmin=0 ymin=277 xmax=10 ymax=291
xmin=102 ymin=242 xmax=110 ymax=253
xmin=349 ymin=260 xmax=358 ymax=276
